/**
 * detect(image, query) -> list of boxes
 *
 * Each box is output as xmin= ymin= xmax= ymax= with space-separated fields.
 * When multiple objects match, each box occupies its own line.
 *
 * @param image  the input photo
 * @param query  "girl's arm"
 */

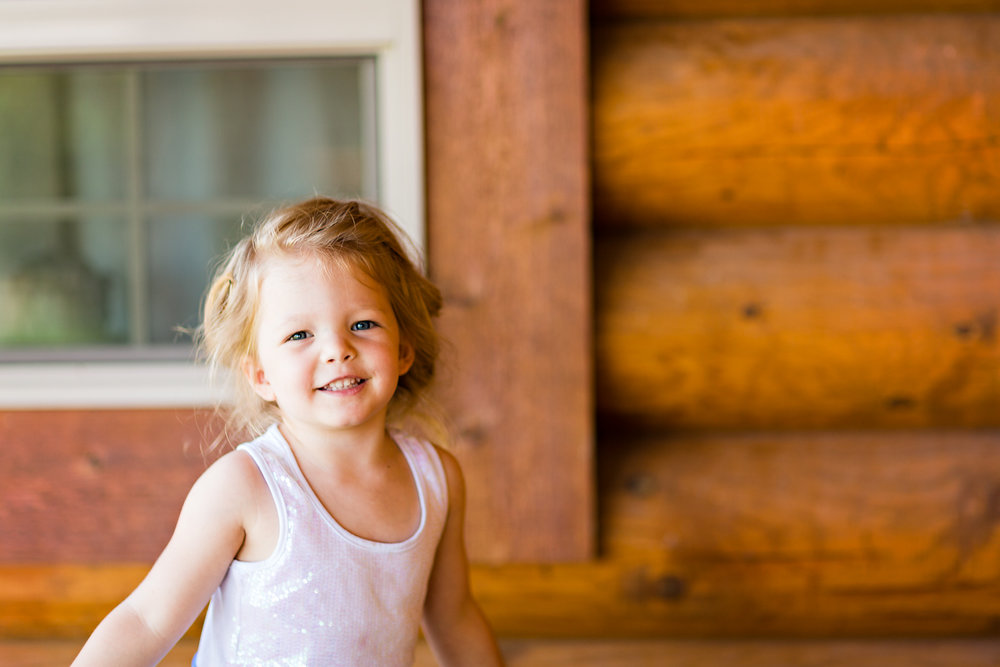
xmin=71 ymin=450 xmax=264 ymax=667
xmin=421 ymin=448 xmax=505 ymax=667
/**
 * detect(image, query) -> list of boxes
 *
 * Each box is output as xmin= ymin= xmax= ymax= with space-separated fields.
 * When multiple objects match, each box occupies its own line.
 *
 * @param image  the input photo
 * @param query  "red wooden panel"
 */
xmin=0 ymin=410 xmax=221 ymax=562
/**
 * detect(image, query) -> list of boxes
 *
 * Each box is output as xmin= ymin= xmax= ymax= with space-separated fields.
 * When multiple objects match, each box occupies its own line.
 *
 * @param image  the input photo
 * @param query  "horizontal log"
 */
xmin=600 ymin=431 xmax=1000 ymax=592
xmin=592 ymin=1 xmax=1000 ymax=19
xmin=7 ymin=421 xmax=1000 ymax=636
xmin=592 ymin=16 xmax=1000 ymax=228
xmin=3 ymin=559 xmax=998 ymax=639
xmin=0 ymin=639 xmax=199 ymax=667
xmin=8 ymin=638 xmax=1000 ymax=667
xmin=596 ymin=225 xmax=1000 ymax=429
xmin=6 ymin=427 xmax=1000 ymax=639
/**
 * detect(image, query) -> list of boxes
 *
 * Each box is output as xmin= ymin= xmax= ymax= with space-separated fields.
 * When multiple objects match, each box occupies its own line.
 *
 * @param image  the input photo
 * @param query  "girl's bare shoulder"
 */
xmin=183 ymin=447 xmax=270 ymax=519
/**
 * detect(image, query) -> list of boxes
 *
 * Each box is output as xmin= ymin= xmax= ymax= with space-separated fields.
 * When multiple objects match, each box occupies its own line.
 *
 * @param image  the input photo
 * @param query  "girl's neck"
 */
xmin=277 ymin=418 xmax=394 ymax=472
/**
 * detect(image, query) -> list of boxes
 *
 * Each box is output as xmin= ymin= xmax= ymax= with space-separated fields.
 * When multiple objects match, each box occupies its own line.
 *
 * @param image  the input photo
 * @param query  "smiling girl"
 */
xmin=72 ymin=197 xmax=503 ymax=666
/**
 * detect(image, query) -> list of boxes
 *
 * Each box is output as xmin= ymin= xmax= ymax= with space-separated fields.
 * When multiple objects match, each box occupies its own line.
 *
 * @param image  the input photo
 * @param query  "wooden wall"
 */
xmin=7 ymin=0 xmax=1000 ymax=645
xmin=0 ymin=0 xmax=594 ymax=640
xmin=591 ymin=0 xmax=1000 ymax=638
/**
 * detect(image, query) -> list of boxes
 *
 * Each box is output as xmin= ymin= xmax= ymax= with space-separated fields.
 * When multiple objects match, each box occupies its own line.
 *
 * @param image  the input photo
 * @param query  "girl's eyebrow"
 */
xmin=273 ymin=305 xmax=390 ymax=327
xmin=272 ymin=314 xmax=312 ymax=330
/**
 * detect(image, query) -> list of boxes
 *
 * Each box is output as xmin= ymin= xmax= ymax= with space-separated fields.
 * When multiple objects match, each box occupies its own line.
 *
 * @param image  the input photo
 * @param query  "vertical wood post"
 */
xmin=423 ymin=0 xmax=593 ymax=562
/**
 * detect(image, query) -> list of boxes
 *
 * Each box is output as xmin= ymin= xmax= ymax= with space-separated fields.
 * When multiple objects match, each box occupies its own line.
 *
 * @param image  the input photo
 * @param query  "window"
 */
xmin=0 ymin=0 xmax=423 ymax=408
xmin=1 ymin=59 xmax=375 ymax=354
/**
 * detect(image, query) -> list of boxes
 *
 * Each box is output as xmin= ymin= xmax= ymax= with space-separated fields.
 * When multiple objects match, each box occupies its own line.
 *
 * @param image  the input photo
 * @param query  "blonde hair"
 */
xmin=198 ymin=197 xmax=444 ymax=448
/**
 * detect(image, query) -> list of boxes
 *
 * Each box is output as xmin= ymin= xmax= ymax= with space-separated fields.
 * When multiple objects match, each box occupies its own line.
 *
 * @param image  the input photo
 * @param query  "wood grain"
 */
xmin=424 ymin=0 xmax=594 ymax=561
xmin=0 ymin=410 xmax=221 ymax=562
xmin=6 ymin=638 xmax=1000 ymax=667
xmin=600 ymin=431 xmax=1000 ymax=599
xmin=592 ymin=16 xmax=1000 ymax=228
xmin=591 ymin=0 xmax=1000 ymax=19
xmin=596 ymin=226 xmax=1000 ymax=429
xmin=7 ymin=426 xmax=1000 ymax=640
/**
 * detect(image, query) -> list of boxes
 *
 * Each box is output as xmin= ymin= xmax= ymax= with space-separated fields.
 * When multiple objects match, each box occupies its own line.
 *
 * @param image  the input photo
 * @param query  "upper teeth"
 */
xmin=323 ymin=378 xmax=362 ymax=391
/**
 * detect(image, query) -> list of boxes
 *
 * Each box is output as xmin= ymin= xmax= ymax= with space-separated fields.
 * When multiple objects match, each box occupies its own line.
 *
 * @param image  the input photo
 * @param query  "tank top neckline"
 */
xmin=265 ymin=424 xmax=429 ymax=552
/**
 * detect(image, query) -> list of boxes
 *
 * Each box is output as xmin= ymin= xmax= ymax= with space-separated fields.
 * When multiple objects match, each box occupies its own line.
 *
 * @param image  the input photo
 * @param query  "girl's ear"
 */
xmin=242 ymin=357 xmax=276 ymax=402
xmin=398 ymin=340 xmax=415 ymax=377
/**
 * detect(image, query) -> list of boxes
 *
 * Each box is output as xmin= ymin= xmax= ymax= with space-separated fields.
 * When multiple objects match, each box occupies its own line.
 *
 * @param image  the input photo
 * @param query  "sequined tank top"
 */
xmin=195 ymin=424 xmax=449 ymax=666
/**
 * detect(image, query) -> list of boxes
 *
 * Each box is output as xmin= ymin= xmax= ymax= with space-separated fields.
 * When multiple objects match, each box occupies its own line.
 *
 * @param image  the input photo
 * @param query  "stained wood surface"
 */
xmin=597 ymin=431 xmax=1000 ymax=635
xmin=0 ymin=401 xmax=589 ymax=565
xmin=5 ymin=426 xmax=1000 ymax=639
xmin=6 ymin=638 xmax=1000 ymax=667
xmin=592 ymin=0 xmax=1000 ymax=19
xmin=592 ymin=15 xmax=1000 ymax=228
xmin=0 ymin=410 xmax=219 ymax=562
xmin=423 ymin=0 xmax=594 ymax=561
xmin=596 ymin=226 xmax=1000 ymax=430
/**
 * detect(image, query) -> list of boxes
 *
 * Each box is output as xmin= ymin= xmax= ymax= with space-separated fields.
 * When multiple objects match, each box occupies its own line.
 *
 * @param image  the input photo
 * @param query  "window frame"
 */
xmin=0 ymin=0 xmax=424 ymax=409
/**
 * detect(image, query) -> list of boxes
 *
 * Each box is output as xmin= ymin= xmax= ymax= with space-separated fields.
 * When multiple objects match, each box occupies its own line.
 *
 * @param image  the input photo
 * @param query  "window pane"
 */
xmin=143 ymin=60 xmax=371 ymax=202
xmin=0 ymin=216 xmax=129 ymax=346
xmin=0 ymin=57 xmax=375 ymax=360
xmin=147 ymin=213 xmax=245 ymax=344
xmin=0 ymin=68 xmax=128 ymax=201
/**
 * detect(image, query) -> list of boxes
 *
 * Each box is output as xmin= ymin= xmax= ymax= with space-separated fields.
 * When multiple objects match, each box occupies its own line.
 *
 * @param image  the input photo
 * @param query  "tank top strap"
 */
xmin=234 ymin=426 xmax=294 ymax=547
xmin=390 ymin=430 xmax=449 ymax=522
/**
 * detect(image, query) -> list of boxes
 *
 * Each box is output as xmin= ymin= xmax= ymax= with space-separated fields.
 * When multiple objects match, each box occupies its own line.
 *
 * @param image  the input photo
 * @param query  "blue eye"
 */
xmin=351 ymin=320 xmax=376 ymax=331
xmin=287 ymin=331 xmax=309 ymax=341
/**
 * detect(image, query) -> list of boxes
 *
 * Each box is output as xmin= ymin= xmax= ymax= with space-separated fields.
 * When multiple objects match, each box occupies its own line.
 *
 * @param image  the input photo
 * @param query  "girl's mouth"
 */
xmin=318 ymin=377 xmax=366 ymax=391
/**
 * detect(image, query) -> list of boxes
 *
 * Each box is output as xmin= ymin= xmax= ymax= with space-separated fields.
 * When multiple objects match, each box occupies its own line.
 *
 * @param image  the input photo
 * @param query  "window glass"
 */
xmin=0 ymin=69 xmax=128 ymax=202
xmin=0 ymin=58 xmax=375 ymax=360
xmin=0 ymin=216 xmax=129 ymax=346
xmin=147 ymin=213 xmax=245 ymax=344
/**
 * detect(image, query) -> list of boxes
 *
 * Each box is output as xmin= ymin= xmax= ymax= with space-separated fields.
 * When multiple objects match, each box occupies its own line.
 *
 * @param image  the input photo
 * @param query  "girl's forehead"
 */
xmin=261 ymin=250 xmax=353 ymax=281
xmin=257 ymin=251 xmax=389 ymax=302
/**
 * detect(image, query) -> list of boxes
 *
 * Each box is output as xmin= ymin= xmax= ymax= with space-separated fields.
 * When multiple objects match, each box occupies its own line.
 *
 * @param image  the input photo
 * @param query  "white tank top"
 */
xmin=195 ymin=424 xmax=448 ymax=666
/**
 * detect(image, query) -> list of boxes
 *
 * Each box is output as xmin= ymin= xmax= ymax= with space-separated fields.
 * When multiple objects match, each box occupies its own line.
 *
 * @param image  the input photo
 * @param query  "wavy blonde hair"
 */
xmin=198 ymin=197 xmax=444 ymax=448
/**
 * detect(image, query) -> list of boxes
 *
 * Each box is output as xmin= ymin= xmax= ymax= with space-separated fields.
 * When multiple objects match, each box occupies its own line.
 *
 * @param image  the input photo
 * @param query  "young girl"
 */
xmin=72 ymin=197 xmax=504 ymax=666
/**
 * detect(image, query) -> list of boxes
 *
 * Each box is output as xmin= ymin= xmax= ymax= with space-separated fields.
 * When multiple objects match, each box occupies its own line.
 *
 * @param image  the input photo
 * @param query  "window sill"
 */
xmin=0 ymin=362 xmax=227 ymax=409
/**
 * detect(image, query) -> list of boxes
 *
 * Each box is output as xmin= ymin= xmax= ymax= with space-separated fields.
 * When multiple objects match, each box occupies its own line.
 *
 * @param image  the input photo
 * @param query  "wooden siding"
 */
xmin=10 ymin=638 xmax=1000 ymax=667
xmin=596 ymin=226 xmax=1000 ymax=430
xmin=6 ymin=0 xmax=1000 ymax=647
xmin=6 ymin=427 xmax=1000 ymax=639
xmin=0 ymin=410 xmax=218 ymax=563
xmin=591 ymin=0 xmax=1000 ymax=19
xmin=590 ymin=2 xmax=1000 ymax=641
xmin=0 ymin=0 xmax=594 ymax=642
xmin=593 ymin=15 xmax=1000 ymax=229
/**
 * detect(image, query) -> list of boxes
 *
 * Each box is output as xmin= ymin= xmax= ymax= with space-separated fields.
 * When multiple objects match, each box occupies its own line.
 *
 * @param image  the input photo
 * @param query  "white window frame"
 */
xmin=0 ymin=0 xmax=424 ymax=409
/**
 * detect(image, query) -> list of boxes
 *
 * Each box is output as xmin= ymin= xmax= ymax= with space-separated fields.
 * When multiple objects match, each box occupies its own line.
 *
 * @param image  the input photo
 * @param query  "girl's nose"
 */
xmin=323 ymin=335 xmax=356 ymax=362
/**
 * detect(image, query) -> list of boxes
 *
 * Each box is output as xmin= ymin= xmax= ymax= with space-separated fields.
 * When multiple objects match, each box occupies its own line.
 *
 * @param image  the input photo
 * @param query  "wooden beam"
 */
xmin=10 ymin=638 xmax=1000 ymax=667
xmin=596 ymin=226 xmax=1000 ymax=429
xmin=600 ymin=431 xmax=1000 ymax=590
xmin=591 ymin=0 xmax=1000 ymax=20
xmin=4 ymin=429 xmax=1000 ymax=637
xmin=423 ymin=0 xmax=594 ymax=561
xmin=592 ymin=15 xmax=1000 ymax=228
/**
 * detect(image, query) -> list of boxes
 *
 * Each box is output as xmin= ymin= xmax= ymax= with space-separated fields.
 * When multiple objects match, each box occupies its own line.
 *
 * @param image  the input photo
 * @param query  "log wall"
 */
xmin=591 ymin=0 xmax=1000 ymax=637
xmin=5 ymin=0 xmax=1000 ymax=644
